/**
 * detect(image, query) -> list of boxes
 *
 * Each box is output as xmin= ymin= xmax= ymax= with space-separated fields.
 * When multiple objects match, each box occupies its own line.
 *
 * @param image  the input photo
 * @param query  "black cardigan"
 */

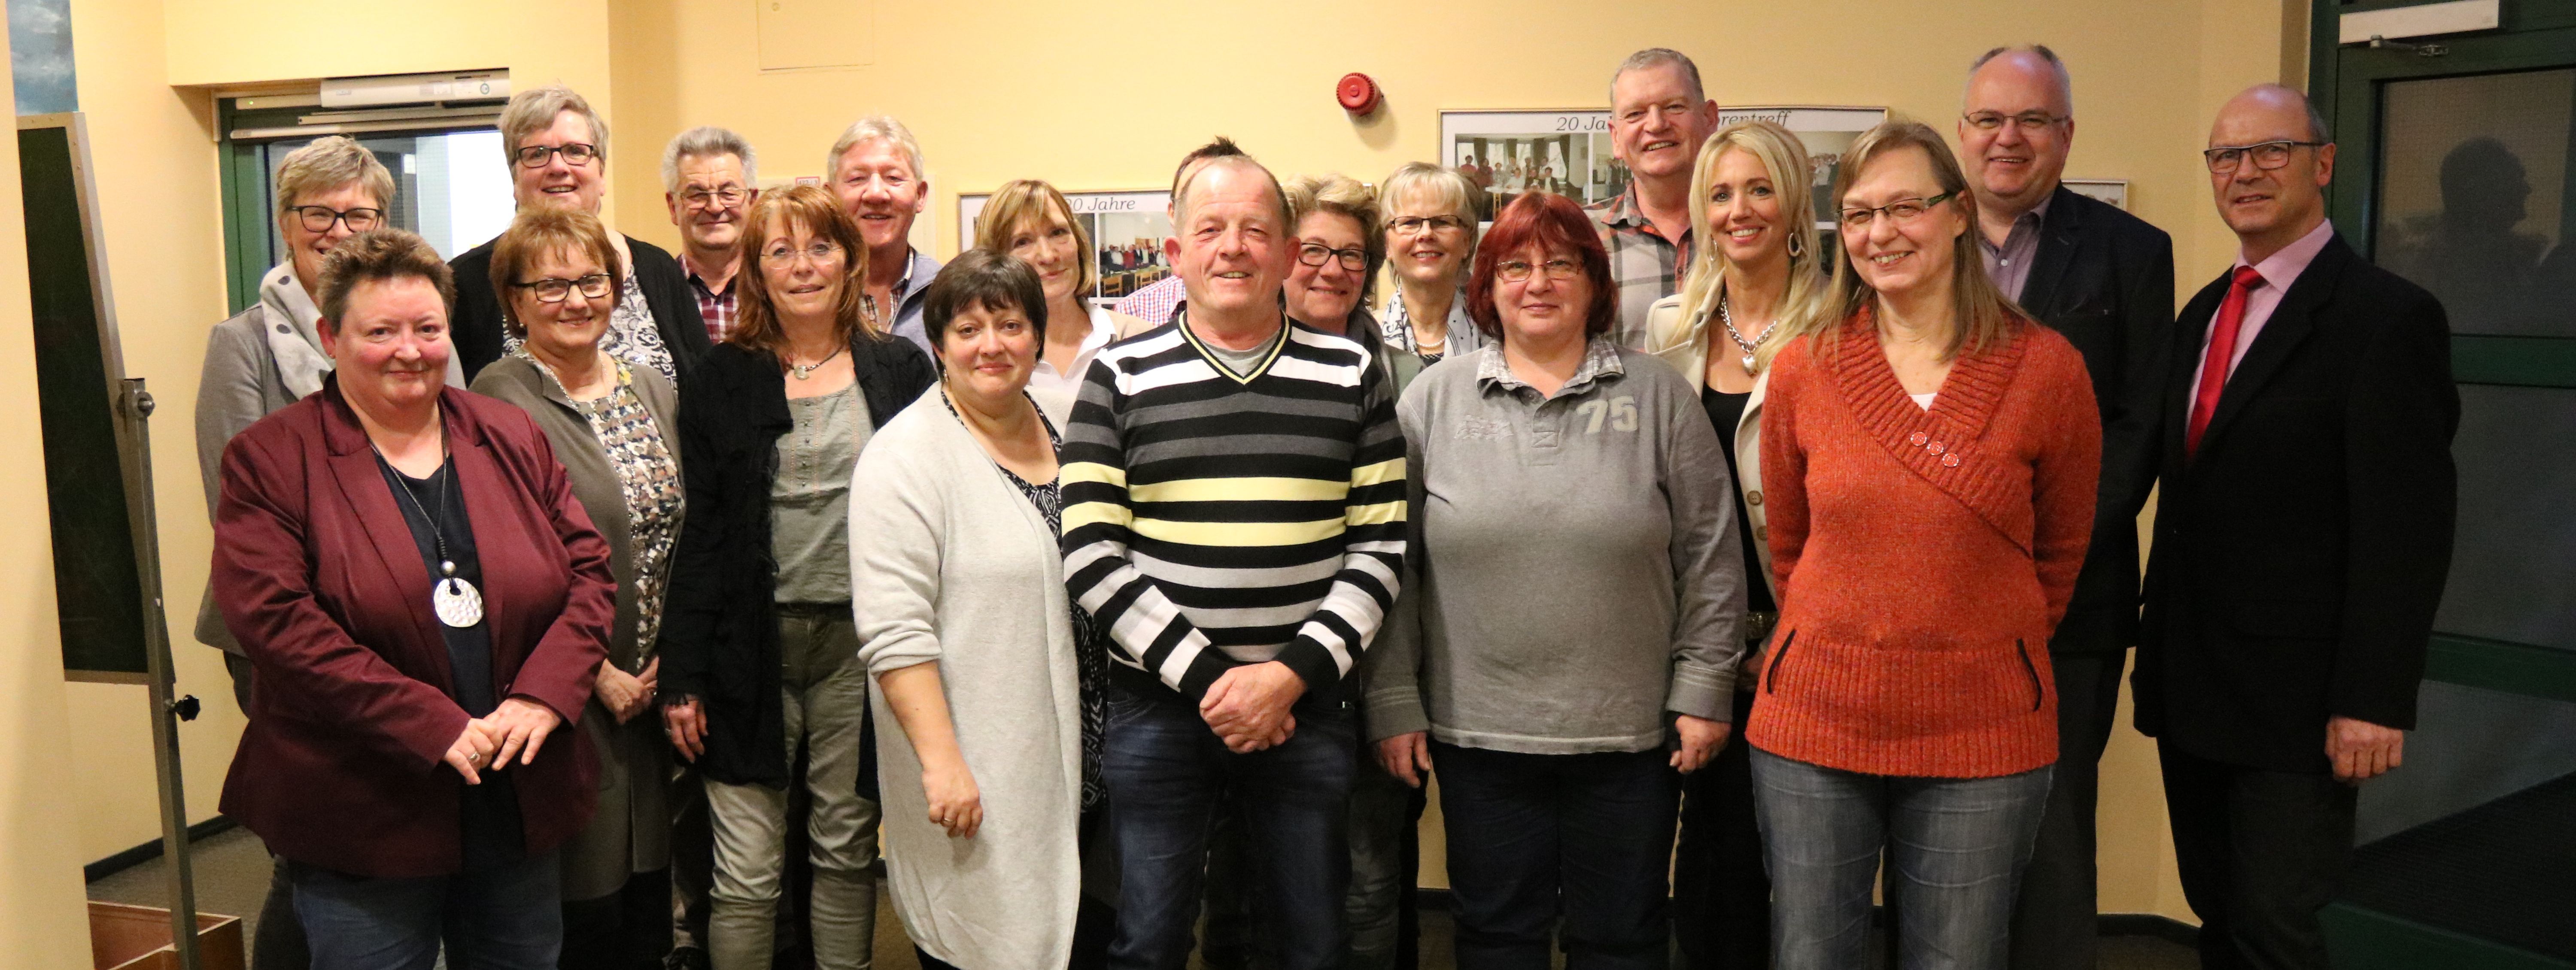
xmin=656 ymin=334 xmax=936 ymax=787
xmin=451 ymin=233 xmax=713 ymax=385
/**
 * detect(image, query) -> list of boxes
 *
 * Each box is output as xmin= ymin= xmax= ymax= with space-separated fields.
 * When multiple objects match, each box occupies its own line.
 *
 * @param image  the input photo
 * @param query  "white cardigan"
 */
xmin=1640 ymin=291 xmax=1778 ymax=598
xmin=850 ymin=391 xmax=1084 ymax=970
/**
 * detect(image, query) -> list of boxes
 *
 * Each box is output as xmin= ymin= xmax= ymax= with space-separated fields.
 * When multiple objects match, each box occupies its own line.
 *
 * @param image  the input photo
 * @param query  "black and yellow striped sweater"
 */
xmin=1060 ymin=317 xmax=1407 ymax=702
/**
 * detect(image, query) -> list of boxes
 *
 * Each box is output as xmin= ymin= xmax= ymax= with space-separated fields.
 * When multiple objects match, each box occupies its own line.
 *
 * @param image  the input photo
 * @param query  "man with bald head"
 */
xmin=1958 ymin=44 xmax=2177 ymax=970
xmin=2137 ymin=84 xmax=2456 ymax=970
xmin=1063 ymin=152 xmax=1407 ymax=970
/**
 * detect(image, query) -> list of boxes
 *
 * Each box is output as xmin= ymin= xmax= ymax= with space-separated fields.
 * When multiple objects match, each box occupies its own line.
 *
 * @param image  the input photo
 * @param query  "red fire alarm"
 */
xmin=1337 ymin=73 xmax=1382 ymax=116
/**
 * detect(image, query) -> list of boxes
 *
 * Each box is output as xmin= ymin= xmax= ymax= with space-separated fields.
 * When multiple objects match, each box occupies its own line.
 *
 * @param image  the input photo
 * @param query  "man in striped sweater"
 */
xmin=1061 ymin=154 xmax=1406 ymax=970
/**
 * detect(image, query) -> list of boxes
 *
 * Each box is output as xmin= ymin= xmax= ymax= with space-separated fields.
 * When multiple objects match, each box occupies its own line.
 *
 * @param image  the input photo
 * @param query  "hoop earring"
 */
xmin=1786 ymin=233 xmax=1805 ymax=260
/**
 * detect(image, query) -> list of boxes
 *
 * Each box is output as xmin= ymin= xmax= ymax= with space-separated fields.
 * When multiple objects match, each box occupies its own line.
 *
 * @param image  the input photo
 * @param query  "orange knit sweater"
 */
xmin=1747 ymin=311 xmax=2100 ymax=778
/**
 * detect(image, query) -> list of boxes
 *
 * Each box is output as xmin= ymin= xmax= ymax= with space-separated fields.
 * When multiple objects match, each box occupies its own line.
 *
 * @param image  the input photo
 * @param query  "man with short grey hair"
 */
xmin=827 ymin=115 xmax=942 ymax=354
xmin=664 ymin=126 xmax=759 ymax=343
xmin=1590 ymin=48 xmax=1719 ymax=349
xmin=1956 ymin=44 xmax=2176 ymax=970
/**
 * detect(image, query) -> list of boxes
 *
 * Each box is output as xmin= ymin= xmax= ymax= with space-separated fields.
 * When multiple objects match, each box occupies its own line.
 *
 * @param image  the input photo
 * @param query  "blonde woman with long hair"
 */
xmin=1639 ymin=118 xmax=1828 ymax=969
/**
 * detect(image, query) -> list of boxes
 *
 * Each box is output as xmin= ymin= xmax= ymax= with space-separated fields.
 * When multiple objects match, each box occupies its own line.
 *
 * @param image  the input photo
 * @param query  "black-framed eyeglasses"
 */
xmin=1962 ymin=111 xmax=2069 ymax=132
xmin=514 ymin=142 xmax=599 ymax=168
xmin=761 ymin=241 xmax=845 ymax=265
xmin=1298 ymin=242 xmax=1369 ymax=272
xmin=1840 ymin=191 xmax=1957 ymax=228
xmin=681 ymin=186 xmax=749 ymax=209
xmin=1495 ymin=257 xmax=1581 ymax=282
xmin=290 ymin=205 xmax=385 ymax=233
xmin=2203 ymin=140 xmax=2326 ymax=174
xmin=510 ymin=273 xmax=614 ymax=303
xmin=1387 ymin=215 xmax=1468 ymax=236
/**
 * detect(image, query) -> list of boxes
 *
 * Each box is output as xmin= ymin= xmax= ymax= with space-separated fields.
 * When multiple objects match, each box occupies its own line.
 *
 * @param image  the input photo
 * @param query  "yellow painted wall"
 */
xmin=0 ymin=12 xmax=112 ymax=966
xmin=42 ymin=0 xmax=2313 ymax=929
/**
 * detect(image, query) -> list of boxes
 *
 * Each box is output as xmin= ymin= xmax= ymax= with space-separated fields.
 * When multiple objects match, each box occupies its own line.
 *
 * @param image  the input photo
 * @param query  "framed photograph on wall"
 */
xmin=1438 ymin=105 xmax=1886 ymax=231
xmin=1438 ymin=109 xmax=1615 ymax=218
xmin=957 ymin=189 xmax=1173 ymax=307
xmin=2064 ymin=179 xmax=2129 ymax=211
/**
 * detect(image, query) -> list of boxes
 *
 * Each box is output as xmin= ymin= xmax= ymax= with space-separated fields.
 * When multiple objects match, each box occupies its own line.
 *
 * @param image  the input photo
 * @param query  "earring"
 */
xmin=1787 ymin=234 xmax=1805 ymax=259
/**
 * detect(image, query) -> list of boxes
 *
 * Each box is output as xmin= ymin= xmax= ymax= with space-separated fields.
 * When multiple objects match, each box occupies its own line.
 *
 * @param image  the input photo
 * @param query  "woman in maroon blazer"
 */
xmin=211 ymin=228 xmax=616 ymax=970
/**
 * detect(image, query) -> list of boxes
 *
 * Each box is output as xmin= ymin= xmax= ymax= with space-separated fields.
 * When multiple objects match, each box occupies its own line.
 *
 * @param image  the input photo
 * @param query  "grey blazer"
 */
xmin=192 ymin=306 xmax=304 ymax=654
xmin=471 ymin=354 xmax=685 ymax=899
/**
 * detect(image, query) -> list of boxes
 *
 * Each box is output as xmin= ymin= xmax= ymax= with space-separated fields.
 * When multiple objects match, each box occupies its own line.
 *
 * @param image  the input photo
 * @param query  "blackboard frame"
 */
xmin=21 ymin=111 xmax=164 ymax=682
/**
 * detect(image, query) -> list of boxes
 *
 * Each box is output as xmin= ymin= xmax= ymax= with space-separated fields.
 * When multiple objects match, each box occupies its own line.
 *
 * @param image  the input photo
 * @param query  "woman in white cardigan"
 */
xmin=851 ymin=251 xmax=1095 ymax=970
xmin=1635 ymin=119 xmax=1829 ymax=968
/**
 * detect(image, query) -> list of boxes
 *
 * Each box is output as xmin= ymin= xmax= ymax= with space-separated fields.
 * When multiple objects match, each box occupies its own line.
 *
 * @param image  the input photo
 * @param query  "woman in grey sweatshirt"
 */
xmin=1362 ymin=193 xmax=1748 ymax=967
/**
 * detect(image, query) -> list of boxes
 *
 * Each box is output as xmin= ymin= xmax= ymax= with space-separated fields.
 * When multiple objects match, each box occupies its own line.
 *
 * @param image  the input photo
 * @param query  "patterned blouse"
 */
xmin=503 ymin=264 xmax=679 ymax=387
xmin=942 ymin=390 xmax=1108 ymax=809
xmin=533 ymin=352 xmax=686 ymax=661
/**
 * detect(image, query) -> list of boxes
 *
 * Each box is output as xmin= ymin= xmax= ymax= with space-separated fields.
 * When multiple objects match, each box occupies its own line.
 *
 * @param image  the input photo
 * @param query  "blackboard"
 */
xmin=21 ymin=113 xmax=154 ymax=679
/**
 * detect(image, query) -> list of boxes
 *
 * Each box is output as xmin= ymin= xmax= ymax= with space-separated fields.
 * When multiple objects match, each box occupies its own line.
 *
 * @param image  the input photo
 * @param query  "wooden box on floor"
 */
xmin=88 ymin=901 xmax=245 ymax=970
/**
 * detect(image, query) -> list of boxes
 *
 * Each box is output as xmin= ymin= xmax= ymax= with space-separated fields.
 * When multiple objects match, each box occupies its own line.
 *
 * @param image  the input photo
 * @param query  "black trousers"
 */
xmin=223 ymin=654 xmax=312 ymax=970
xmin=1674 ymin=690 xmax=1768 ymax=970
xmin=2005 ymin=650 xmax=2127 ymax=970
xmin=2157 ymin=743 xmax=2357 ymax=970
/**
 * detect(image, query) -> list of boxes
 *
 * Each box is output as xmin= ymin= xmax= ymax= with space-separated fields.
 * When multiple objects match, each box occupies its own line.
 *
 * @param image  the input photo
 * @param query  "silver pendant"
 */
xmin=434 ymin=576 xmax=484 ymax=627
xmin=1742 ymin=353 xmax=1759 ymax=373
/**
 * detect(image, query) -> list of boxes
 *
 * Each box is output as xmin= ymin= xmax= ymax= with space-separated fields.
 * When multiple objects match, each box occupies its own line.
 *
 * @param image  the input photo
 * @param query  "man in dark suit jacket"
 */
xmin=2140 ymin=84 xmax=2457 ymax=970
xmin=1960 ymin=46 xmax=2177 ymax=970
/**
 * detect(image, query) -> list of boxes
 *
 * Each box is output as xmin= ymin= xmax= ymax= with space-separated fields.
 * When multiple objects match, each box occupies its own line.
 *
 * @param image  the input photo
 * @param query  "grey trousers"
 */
xmin=705 ymin=607 xmax=881 ymax=970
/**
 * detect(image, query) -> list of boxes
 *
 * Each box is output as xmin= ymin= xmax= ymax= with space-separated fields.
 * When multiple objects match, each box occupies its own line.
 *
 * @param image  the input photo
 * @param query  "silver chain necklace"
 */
xmin=378 ymin=450 xmax=484 ymax=628
xmin=1718 ymin=295 xmax=1778 ymax=374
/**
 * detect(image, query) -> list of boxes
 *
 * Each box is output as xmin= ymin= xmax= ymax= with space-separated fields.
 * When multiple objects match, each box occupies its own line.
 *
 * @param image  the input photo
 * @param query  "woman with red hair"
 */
xmin=1362 ymin=192 xmax=1751 ymax=968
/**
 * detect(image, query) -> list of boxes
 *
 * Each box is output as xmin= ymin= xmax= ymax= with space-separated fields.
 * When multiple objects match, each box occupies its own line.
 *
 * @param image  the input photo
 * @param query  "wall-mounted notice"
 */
xmin=957 ymin=189 xmax=1173 ymax=306
xmin=2065 ymin=179 xmax=2129 ymax=211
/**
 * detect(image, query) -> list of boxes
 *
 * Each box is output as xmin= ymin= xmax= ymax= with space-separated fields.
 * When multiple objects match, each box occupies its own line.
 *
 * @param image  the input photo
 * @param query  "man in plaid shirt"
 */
xmin=1112 ymin=137 xmax=1255 ymax=327
xmin=1588 ymin=48 xmax=1719 ymax=350
xmin=663 ymin=126 xmax=759 ymax=343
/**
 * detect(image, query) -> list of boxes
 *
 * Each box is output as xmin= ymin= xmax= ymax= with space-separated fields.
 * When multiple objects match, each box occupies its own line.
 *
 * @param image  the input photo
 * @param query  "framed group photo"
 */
xmin=957 ymin=189 xmax=1173 ymax=307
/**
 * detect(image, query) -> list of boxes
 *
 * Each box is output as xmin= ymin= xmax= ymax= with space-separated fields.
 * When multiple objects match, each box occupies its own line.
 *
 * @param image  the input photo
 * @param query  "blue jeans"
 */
xmin=1430 ymin=742 xmax=1679 ymax=970
xmin=1102 ymin=686 xmax=1357 ymax=970
xmin=288 ymin=851 xmax=562 ymax=970
xmin=1749 ymin=749 xmax=2051 ymax=970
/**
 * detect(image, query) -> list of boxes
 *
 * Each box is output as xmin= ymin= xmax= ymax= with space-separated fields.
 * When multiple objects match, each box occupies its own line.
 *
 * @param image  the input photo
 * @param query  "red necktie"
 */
xmin=2186 ymin=266 xmax=2265 ymax=458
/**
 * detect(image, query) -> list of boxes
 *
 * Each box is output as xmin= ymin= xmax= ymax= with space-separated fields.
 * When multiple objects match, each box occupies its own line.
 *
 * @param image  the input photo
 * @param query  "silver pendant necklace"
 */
xmin=1718 ymin=295 xmax=1778 ymax=374
xmin=380 ymin=451 xmax=483 ymax=628
xmin=788 ymin=344 xmax=845 ymax=379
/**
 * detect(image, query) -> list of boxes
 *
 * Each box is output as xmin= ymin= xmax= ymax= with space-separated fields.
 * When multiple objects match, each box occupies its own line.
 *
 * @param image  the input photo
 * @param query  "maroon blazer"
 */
xmin=213 ymin=378 xmax=616 ymax=879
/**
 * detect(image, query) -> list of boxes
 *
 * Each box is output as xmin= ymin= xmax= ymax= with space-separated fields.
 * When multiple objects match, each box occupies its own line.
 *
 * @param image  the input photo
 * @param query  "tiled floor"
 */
xmin=91 ymin=827 xmax=2199 ymax=969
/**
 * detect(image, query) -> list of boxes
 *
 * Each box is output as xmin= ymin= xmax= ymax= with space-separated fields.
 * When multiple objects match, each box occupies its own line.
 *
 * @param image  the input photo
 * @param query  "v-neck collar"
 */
xmin=1826 ymin=307 xmax=2033 ymax=549
xmin=1178 ymin=311 xmax=1291 ymax=384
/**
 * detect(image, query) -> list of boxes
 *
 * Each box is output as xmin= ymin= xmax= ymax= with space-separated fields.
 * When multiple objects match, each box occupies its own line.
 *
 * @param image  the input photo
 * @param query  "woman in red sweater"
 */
xmin=1750 ymin=121 xmax=2100 ymax=969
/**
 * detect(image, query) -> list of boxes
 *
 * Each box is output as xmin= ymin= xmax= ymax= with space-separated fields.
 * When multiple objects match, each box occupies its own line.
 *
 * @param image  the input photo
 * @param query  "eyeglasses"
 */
xmin=290 ymin=205 xmax=384 ymax=233
xmin=1962 ymin=111 xmax=2069 ymax=133
xmin=1839 ymin=191 xmax=1956 ymax=228
xmin=510 ymin=273 xmax=614 ymax=303
xmin=1387 ymin=215 xmax=1468 ymax=236
xmin=681 ymin=187 xmax=749 ymax=209
xmin=1298 ymin=242 xmax=1369 ymax=272
xmin=2203 ymin=140 xmax=2326 ymax=174
xmin=762 ymin=241 xmax=845 ymax=265
xmin=1495 ymin=258 xmax=1581 ymax=282
xmin=514 ymin=142 xmax=599 ymax=168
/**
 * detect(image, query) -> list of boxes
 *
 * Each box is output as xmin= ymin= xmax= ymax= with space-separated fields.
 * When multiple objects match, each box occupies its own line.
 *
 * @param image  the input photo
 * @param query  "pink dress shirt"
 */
xmin=2188 ymin=218 xmax=2337 ymax=391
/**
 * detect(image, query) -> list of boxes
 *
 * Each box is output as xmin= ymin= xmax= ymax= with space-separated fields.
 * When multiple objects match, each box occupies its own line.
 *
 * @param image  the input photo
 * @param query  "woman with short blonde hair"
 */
xmin=1375 ymin=162 xmax=1489 ymax=388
